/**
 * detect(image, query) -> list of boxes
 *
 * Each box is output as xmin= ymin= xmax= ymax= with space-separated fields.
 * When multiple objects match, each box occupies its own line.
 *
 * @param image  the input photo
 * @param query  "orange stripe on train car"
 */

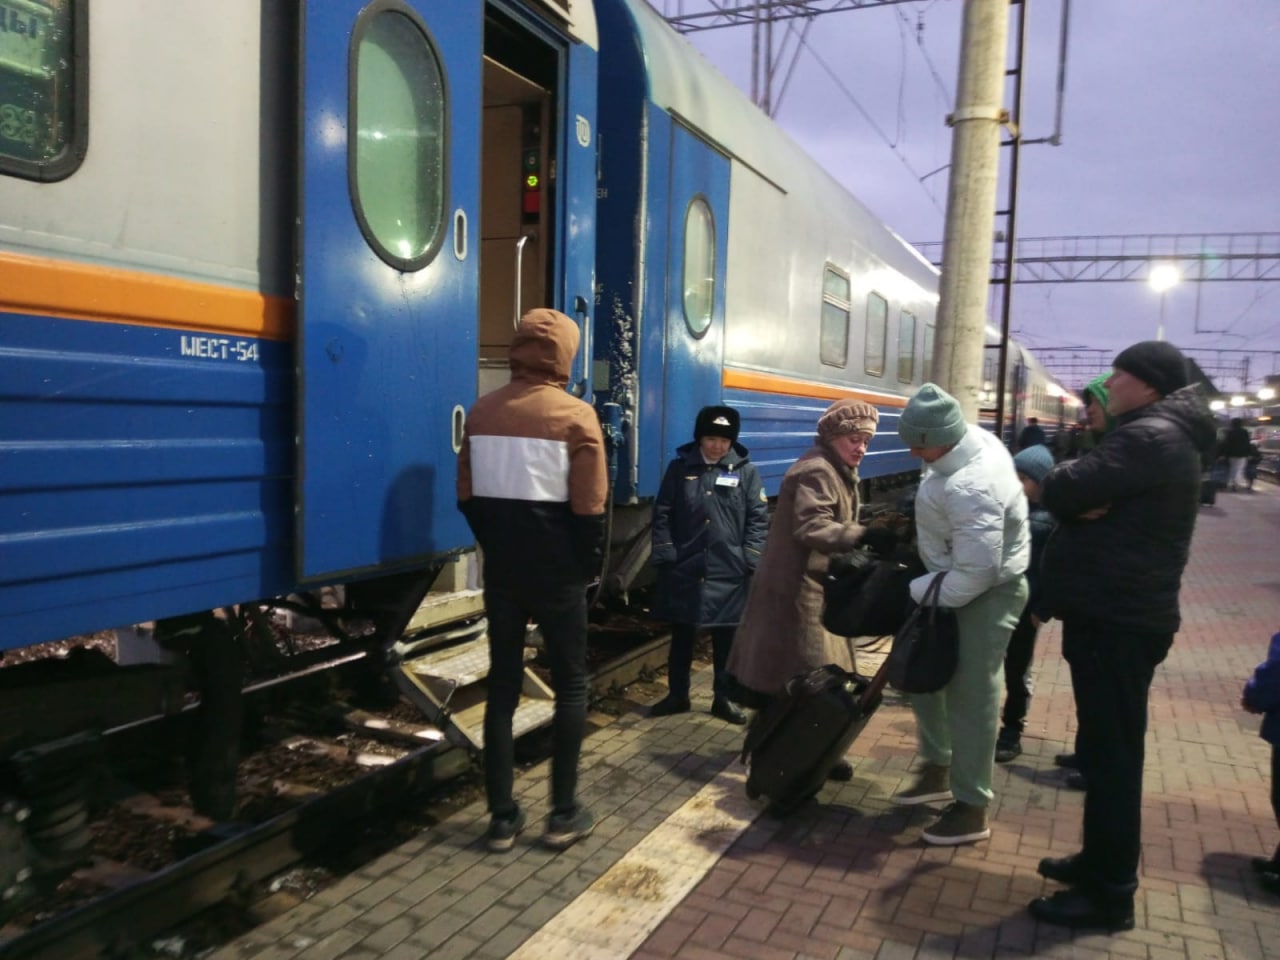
xmin=722 ymin=368 xmax=909 ymax=408
xmin=0 ymin=251 xmax=294 ymax=340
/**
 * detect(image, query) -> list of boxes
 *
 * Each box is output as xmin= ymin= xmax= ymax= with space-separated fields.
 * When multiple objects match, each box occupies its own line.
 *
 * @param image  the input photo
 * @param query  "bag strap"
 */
xmin=922 ymin=571 xmax=946 ymax=606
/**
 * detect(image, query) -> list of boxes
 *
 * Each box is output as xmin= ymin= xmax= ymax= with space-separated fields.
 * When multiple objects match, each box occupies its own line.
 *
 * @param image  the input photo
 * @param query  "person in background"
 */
xmin=727 ymin=398 xmax=884 ymax=782
xmin=1031 ymin=340 xmax=1215 ymax=931
xmin=1017 ymin=416 xmax=1048 ymax=451
xmin=1242 ymin=629 xmax=1280 ymax=896
xmin=649 ymin=406 xmax=769 ymax=725
xmin=995 ymin=444 xmax=1057 ymax=763
xmin=1053 ymin=373 xmax=1113 ymax=786
xmin=1074 ymin=375 xmax=1114 ymax=457
xmin=457 ymin=308 xmax=607 ymax=854
xmin=1223 ymin=417 xmax=1253 ymax=492
xmin=890 ymin=384 xmax=1030 ymax=846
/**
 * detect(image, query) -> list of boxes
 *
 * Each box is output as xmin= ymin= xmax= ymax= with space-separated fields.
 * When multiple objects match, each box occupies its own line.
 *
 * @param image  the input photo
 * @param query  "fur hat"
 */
xmin=1112 ymin=340 xmax=1190 ymax=397
xmin=1013 ymin=444 xmax=1055 ymax=486
xmin=694 ymin=405 xmax=740 ymax=443
xmin=816 ymin=398 xmax=879 ymax=444
xmin=897 ymin=383 xmax=967 ymax=448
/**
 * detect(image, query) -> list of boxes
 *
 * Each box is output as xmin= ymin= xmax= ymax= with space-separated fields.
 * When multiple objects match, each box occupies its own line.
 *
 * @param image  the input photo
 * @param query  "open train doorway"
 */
xmin=478 ymin=10 xmax=559 ymax=397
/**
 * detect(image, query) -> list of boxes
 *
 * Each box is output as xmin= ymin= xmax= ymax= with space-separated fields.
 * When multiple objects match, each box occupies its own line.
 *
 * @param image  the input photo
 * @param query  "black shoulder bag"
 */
xmin=822 ymin=549 xmax=916 ymax=638
xmin=885 ymin=572 xmax=959 ymax=694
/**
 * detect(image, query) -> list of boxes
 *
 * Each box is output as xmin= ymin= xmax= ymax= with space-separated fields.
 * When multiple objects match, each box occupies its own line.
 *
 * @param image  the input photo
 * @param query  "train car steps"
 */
xmin=387 ymin=618 xmax=555 ymax=751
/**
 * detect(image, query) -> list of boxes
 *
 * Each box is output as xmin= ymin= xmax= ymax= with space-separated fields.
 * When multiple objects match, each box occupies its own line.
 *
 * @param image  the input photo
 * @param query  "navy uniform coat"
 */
xmin=649 ymin=441 xmax=769 ymax=627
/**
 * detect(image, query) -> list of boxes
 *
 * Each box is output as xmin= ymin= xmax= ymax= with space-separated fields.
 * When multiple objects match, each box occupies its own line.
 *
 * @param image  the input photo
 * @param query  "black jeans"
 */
xmin=666 ymin=623 xmax=736 ymax=701
xmin=1271 ymin=746 xmax=1280 ymax=863
xmin=483 ymin=580 xmax=588 ymax=819
xmin=1000 ymin=610 xmax=1038 ymax=736
xmin=1063 ymin=618 xmax=1173 ymax=895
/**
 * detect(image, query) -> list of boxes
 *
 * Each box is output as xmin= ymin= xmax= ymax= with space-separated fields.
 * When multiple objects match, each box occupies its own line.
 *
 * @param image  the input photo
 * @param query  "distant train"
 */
xmin=1 ymin=0 xmax=1075 ymax=653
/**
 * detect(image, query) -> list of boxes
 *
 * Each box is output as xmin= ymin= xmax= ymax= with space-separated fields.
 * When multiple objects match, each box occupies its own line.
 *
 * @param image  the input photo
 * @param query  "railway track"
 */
xmin=0 ymin=629 xmax=670 ymax=960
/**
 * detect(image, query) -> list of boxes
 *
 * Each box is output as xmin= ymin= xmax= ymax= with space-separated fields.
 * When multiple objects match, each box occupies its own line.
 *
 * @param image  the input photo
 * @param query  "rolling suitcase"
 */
xmin=741 ymin=660 xmax=890 ymax=815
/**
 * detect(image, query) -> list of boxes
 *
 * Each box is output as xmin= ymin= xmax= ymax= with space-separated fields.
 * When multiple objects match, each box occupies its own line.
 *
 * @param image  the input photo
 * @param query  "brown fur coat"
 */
xmin=727 ymin=444 xmax=867 ymax=697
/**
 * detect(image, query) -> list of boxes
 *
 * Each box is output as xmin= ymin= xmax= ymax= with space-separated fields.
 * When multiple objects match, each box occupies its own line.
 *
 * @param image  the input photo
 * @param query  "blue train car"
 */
xmin=593 ymin=0 xmax=939 ymax=510
xmin=0 ymin=1 xmax=599 ymax=649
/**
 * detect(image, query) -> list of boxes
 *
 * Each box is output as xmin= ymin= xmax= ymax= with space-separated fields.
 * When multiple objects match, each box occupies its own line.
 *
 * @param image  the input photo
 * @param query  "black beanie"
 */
xmin=694 ymin=405 xmax=740 ymax=443
xmin=1112 ymin=340 xmax=1190 ymax=397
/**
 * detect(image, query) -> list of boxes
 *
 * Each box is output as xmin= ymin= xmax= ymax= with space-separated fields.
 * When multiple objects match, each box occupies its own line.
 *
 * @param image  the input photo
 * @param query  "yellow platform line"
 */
xmin=508 ymin=762 xmax=769 ymax=959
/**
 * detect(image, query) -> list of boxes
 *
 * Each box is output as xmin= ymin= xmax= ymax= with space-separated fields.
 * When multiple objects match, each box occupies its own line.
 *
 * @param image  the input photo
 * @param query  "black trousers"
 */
xmin=483 ymin=580 xmax=588 ymax=819
xmin=1000 ymin=610 xmax=1039 ymax=736
xmin=1062 ymin=618 xmax=1173 ymax=895
xmin=666 ymin=623 xmax=736 ymax=701
xmin=1271 ymin=746 xmax=1280 ymax=863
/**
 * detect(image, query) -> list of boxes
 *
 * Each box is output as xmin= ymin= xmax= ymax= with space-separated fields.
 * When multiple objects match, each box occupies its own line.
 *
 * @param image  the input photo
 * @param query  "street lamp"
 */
xmin=1149 ymin=264 xmax=1180 ymax=342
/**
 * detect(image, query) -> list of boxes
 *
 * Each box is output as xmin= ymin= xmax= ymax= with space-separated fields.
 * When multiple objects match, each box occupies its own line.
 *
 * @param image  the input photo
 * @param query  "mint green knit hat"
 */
xmin=898 ymin=383 xmax=967 ymax=448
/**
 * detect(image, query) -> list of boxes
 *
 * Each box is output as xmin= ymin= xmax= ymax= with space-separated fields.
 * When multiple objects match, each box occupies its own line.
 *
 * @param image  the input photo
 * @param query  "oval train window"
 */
xmin=350 ymin=3 xmax=448 ymax=272
xmin=682 ymin=197 xmax=715 ymax=338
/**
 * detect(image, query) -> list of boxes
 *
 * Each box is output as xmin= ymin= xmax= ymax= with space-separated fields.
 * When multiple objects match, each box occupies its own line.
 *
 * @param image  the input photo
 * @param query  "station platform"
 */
xmin=212 ymin=483 xmax=1280 ymax=960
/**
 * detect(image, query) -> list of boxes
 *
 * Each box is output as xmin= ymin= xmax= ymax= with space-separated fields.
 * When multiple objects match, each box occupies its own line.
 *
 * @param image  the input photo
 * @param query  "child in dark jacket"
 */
xmin=996 ymin=444 xmax=1057 ymax=762
xmin=1242 ymin=630 xmax=1280 ymax=893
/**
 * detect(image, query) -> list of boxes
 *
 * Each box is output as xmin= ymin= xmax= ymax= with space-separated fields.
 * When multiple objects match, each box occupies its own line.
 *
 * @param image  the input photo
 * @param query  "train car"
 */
xmin=591 ymin=0 xmax=938 ymax=589
xmin=0 ymin=0 xmax=600 ymax=650
xmin=978 ymin=330 xmax=1082 ymax=449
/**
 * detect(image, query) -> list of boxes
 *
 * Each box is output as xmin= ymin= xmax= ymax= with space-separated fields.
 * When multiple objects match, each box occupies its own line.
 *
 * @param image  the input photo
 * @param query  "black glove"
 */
xmin=859 ymin=525 xmax=900 ymax=557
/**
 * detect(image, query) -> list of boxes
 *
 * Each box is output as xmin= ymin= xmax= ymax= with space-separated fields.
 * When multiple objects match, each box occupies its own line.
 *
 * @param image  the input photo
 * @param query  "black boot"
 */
xmin=649 ymin=695 xmax=691 ymax=717
xmin=710 ymin=698 xmax=747 ymax=725
xmin=826 ymin=758 xmax=854 ymax=781
xmin=1028 ymin=888 xmax=1134 ymax=932
xmin=1038 ymin=853 xmax=1088 ymax=885
xmin=994 ymin=730 xmax=1022 ymax=763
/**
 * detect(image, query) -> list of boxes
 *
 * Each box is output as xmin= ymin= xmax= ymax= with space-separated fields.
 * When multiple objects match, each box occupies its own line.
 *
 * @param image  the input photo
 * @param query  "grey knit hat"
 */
xmin=1013 ymin=444 xmax=1055 ymax=485
xmin=897 ymin=383 xmax=967 ymax=448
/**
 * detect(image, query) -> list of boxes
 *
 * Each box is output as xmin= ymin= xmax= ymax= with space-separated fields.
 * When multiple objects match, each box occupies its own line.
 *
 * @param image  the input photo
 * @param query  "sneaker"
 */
xmin=921 ymin=801 xmax=990 ymax=846
xmin=890 ymin=763 xmax=952 ymax=806
xmin=710 ymin=698 xmax=747 ymax=725
xmin=486 ymin=808 xmax=526 ymax=853
xmin=995 ymin=734 xmax=1022 ymax=763
xmin=649 ymin=695 xmax=691 ymax=717
xmin=542 ymin=806 xmax=595 ymax=851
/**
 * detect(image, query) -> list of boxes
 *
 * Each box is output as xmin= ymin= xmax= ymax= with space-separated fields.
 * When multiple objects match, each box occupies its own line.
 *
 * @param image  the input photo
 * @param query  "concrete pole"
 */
xmin=932 ymin=0 xmax=1010 ymax=421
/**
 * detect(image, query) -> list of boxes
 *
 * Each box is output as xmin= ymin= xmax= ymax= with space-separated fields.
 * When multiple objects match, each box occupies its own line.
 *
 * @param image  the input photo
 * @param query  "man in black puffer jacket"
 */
xmin=1029 ymin=340 xmax=1216 ymax=932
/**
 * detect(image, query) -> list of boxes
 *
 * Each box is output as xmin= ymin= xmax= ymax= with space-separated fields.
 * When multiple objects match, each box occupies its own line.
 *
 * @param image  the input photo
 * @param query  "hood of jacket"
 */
xmin=509 ymin=308 xmax=578 ymax=387
xmin=675 ymin=439 xmax=751 ymax=468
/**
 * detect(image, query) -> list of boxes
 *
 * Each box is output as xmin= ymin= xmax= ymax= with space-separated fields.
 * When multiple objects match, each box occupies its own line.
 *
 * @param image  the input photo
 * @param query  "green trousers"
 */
xmin=909 ymin=576 xmax=1028 ymax=807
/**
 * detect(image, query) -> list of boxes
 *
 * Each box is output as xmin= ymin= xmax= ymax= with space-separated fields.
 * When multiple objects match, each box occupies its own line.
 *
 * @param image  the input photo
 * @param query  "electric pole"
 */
xmin=932 ymin=0 xmax=1010 ymax=421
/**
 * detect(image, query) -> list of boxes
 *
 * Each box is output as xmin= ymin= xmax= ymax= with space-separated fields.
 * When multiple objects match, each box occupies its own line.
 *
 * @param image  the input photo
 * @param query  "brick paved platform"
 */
xmin=213 ymin=484 xmax=1280 ymax=960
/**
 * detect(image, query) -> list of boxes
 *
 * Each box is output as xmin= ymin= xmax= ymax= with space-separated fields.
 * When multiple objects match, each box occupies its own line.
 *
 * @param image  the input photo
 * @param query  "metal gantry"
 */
xmin=654 ymin=0 xmax=925 ymax=33
xmin=912 ymin=233 xmax=1280 ymax=284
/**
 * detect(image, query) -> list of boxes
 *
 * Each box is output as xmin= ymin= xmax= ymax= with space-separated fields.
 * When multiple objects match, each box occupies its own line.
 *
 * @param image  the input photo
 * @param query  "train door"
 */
xmin=296 ymin=2 xmax=482 ymax=580
xmin=477 ymin=5 xmax=596 ymax=399
xmin=661 ymin=124 xmax=730 ymax=458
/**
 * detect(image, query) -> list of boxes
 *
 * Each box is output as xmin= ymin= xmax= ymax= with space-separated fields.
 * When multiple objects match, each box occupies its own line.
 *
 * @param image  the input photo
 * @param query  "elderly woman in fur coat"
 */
xmin=727 ymin=398 xmax=880 ymax=780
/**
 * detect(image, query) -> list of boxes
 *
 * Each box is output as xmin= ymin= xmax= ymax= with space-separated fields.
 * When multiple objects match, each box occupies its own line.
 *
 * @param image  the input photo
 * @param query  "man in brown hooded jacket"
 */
xmin=457 ymin=308 xmax=607 ymax=853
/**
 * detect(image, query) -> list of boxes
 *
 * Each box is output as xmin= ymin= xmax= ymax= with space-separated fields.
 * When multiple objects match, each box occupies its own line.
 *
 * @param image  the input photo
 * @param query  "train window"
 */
xmin=897 ymin=311 xmax=916 ymax=383
xmin=922 ymin=322 xmax=935 ymax=382
xmin=350 ymin=3 xmax=448 ymax=272
xmin=682 ymin=197 xmax=715 ymax=337
xmin=864 ymin=292 xmax=888 ymax=377
xmin=0 ymin=0 xmax=87 ymax=181
xmin=820 ymin=266 xmax=851 ymax=367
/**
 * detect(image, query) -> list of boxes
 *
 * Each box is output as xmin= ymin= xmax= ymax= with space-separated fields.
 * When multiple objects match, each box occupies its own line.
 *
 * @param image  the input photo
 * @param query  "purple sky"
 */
xmin=658 ymin=1 xmax=1280 ymax=392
